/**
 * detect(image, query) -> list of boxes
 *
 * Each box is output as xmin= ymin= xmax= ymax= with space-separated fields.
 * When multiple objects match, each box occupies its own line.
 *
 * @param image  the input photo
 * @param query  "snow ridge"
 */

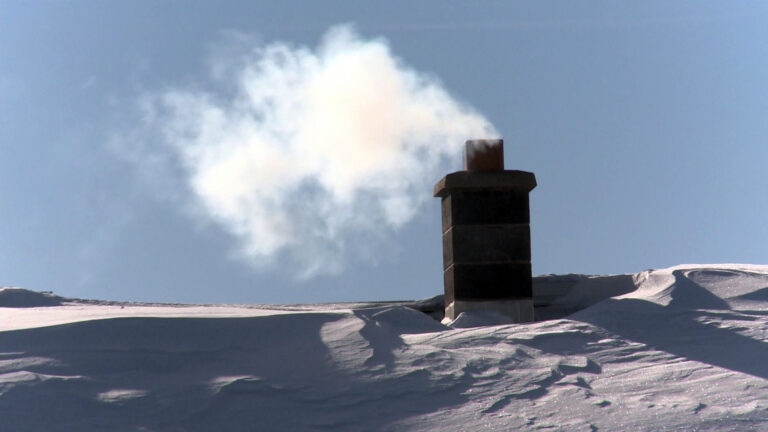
xmin=0 ymin=287 xmax=64 ymax=308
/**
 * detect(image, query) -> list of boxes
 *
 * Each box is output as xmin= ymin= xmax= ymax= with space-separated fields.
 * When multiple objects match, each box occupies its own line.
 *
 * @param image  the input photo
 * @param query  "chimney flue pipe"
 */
xmin=434 ymin=139 xmax=537 ymax=323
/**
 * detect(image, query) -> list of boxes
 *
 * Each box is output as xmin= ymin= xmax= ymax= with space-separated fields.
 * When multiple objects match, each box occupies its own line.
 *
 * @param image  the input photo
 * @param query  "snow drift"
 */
xmin=0 ymin=287 xmax=64 ymax=308
xmin=2 ymin=264 xmax=768 ymax=431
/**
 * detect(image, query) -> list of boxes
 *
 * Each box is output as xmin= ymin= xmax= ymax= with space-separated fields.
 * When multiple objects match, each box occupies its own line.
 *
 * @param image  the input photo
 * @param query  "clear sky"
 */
xmin=2 ymin=1 xmax=766 ymax=304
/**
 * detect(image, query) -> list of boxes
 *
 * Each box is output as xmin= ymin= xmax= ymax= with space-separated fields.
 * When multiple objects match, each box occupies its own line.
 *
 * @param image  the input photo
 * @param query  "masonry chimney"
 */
xmin=434 ymin=139 xmax=537 ymax=323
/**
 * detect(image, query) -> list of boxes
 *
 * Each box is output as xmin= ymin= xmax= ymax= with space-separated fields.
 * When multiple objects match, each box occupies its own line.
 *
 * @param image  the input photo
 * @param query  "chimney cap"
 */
xmin=434 ymin=170 xmax=537 ymax=198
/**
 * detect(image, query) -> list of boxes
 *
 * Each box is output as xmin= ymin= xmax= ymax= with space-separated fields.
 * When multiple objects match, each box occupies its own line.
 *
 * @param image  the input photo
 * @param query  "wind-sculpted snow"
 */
xmin=0 ymin=287 xmax=64 ymax=308
xmin=2 ymin=265 xmax=768 ymax=431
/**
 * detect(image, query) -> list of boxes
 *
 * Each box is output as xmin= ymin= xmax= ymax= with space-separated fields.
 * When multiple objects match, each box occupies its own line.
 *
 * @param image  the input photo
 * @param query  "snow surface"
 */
xmin=2 ymin=264 xmax=768 ymax=431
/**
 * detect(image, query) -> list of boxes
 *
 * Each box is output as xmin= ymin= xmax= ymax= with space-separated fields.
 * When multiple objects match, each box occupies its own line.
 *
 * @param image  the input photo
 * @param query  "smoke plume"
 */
xmin=139 ymin=25 xmax=497 ymax=277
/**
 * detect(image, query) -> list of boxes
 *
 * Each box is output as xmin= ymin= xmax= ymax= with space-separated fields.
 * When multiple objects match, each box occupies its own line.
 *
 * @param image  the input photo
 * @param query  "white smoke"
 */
xmin=139 ymin=25 xmax=497 ymax=277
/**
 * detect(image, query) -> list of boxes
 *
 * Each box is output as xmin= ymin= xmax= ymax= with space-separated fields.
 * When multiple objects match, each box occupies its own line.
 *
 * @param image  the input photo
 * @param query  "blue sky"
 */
xmin=2 ymin=1 xmax=766 ymax=304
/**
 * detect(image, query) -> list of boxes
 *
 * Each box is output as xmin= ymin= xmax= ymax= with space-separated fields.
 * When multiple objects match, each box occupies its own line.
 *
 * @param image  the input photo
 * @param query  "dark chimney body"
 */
xmin=434 ymin=139 xmax=536 ymax=323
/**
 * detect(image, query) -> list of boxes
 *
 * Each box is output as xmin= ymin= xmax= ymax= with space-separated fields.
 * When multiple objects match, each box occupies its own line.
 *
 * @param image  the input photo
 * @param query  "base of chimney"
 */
xmin=444 ymin=299 xmax=534 ymax=323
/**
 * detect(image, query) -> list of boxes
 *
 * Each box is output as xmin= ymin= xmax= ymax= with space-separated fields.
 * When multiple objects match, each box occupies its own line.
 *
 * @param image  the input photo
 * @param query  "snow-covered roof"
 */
xmin=2 ymin=264 xmax=768 ymax=430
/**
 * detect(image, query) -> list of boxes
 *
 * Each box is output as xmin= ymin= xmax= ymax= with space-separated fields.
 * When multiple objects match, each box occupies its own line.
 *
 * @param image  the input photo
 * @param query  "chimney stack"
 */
xmin=434 ymin=139 xmax=536 ymax=323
